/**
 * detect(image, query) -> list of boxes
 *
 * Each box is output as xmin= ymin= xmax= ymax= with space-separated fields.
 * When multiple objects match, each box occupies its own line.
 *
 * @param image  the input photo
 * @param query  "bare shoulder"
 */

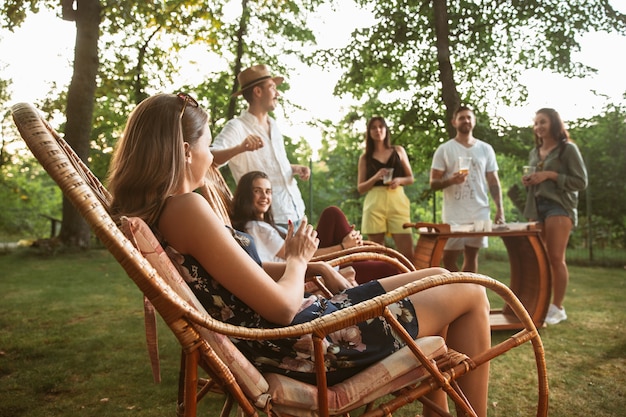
xmin=394 ymin=145 xmax=409 ymax=158
xmin=393 ymin=144 xmax=406 ymax=153
xmin=163 ymin=192 xmax=210 ymax=220
xmin=159 ymin=192 xmax=224 ymax=253
xmin=357 ymin=153 xmax=367 ymax=167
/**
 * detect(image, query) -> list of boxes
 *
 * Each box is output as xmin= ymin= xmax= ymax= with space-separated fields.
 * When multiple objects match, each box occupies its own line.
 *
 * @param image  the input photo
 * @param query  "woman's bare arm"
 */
xmin=159 ymin=193 xmax=317 ymax=325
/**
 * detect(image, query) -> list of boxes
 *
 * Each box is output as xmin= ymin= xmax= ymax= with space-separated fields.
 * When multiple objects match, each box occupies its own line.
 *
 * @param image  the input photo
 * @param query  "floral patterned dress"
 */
xmin=165 ymin=227 xmax=418 ymax=385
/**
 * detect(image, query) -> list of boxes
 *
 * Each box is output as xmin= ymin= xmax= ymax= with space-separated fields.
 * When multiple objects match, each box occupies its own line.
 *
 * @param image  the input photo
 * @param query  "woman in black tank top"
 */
xmin=357 ymin=116 xmax=415 ymax=261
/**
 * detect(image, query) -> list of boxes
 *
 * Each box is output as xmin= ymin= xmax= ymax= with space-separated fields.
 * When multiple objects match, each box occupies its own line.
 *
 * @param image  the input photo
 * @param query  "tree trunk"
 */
xmin=59 ymin=0 xmax=102 ymax=248
xmin=433 ymin=0 xmax=460 ymax=138
xmin=133 ymin=28 xmax=160 ymax=105
xmin=227 ymin=0 xmax=250 ymax=120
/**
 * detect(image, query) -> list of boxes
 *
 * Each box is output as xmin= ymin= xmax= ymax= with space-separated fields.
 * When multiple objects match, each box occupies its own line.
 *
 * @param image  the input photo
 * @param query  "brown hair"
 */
xmin=231 ymin=171 xmax=283 ymax=237
xmin=534 ymin=108 xmax=571 ymax=149
xmin=107 ymin=93 xmax=209 ymax=226
xmin=364 ymin=116 xmax=392 ymax=160
xmin=452 ymin=105 xmax=475 ymax=119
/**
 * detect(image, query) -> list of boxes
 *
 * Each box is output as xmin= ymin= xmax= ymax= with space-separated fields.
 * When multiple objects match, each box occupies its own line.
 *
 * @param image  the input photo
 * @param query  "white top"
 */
xmin=211 ymin=110 xmax=306 ymax=225
xmin=244 ymin=220 xmax=284 ymax=263
xmin=431 ymin=138 xmax=499 ymax=224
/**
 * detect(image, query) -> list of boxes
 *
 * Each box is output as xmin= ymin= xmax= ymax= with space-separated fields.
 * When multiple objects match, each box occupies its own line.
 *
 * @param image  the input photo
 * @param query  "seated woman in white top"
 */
xmin=231 ymin=171 xmax=400 ymax=283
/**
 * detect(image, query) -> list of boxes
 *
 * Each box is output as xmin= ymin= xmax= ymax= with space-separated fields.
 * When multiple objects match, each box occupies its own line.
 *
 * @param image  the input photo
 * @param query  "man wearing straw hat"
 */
xmin=211 ymin=64 xmax=309 ymax=229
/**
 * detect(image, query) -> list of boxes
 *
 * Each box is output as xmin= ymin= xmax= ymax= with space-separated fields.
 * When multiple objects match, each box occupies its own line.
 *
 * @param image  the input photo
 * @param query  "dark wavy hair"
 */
xmin=231 ymin=171 xmax=283 ymax=236
xmin=534 ymin=108 xmax=571 ymax=149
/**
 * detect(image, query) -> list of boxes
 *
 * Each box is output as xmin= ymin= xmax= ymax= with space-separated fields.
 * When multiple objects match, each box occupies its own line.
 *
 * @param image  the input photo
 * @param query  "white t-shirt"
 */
xmin=244 ymin=220 xmax=284 ymax=263
xmin=211 ymin=110 xmax=306 ymax=225
xmin=431 ymin=139 xmax=498 ymax=224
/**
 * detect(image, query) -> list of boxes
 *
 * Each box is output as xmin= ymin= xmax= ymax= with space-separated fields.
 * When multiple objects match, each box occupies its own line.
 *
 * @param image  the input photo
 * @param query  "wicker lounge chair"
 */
xmin=12 ymin=102 xmax=548 ymax=417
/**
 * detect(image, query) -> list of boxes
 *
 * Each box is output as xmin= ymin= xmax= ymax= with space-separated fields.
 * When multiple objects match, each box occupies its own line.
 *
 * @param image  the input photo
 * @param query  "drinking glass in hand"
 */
xmin=382 ymin=168 xmax=394 ymax=184
xmin=458 ymin=157 xmax=472 ymax=175
xmin=523 ymin=165 xmax=536 ymax=179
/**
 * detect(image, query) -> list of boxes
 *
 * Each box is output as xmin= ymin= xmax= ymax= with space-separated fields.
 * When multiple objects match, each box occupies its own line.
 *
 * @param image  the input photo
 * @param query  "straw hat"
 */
xmin=232 ymin=64 xmax=284 ymax=97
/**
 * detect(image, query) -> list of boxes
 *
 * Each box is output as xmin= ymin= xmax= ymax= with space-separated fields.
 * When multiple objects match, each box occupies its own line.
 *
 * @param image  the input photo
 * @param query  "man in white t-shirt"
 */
xmin=211 ymin=64 xmax=309 ymax=228
xmin=430 ymin=106 xmax=505 ymax=272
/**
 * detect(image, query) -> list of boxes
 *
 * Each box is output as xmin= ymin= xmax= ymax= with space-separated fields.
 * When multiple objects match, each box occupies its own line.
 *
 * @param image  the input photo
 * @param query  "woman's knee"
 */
xmin=547 ymin=253 xmax=567 ymax=267
xmin=428 ymin=267 xmax=448 ymax=276
xmin=320 ymin=205 xmax=343 ymax=219
xmin=465 ymin=283 xmax=490 ymax=310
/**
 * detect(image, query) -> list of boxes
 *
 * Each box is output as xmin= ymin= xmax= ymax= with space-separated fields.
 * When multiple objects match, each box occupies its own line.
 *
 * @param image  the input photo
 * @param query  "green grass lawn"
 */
xmin=0 ymin=248 xmax=625 ymax=416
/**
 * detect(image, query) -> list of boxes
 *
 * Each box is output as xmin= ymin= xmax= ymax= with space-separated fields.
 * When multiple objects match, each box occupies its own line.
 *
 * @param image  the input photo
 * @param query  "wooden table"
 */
xmin=404 ymin=222 xmax=552 ymax=331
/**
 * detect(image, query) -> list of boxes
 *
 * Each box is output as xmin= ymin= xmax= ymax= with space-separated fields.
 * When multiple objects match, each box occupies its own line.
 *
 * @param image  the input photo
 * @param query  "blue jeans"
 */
xmin=536 ymin=197 xmax=568 ymax=222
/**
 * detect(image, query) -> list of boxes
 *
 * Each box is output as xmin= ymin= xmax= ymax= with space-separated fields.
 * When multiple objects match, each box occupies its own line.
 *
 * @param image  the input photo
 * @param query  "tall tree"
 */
xmin=1 ymin=0 xmax=103 ymax=247
xmin=58 ymin=0 xmax=101 ymax=248
xmin=1 ymin=0 xmax=224 ymax=246
xmin=198 ymin=0 xmax=323 ymax=125
xmin=2 ymin=0 xmax=102 ymax=248
xmin=433 ymin=0 xmax=459 ymax=138
xmin=323 ymin=0 xmax=626 ymax=151
xmin=310 ymin=0 xmax=625 ymax=221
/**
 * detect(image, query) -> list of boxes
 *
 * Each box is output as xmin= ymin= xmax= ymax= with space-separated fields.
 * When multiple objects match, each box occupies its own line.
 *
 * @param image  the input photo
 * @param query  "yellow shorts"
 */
xmin=361 ymin=186 xmax=412 ymax=235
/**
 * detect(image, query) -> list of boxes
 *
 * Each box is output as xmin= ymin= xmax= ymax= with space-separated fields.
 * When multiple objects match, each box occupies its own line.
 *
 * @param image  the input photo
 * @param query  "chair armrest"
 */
xmin=182 ymin=272 xmax=533 ymax=341
xmin=312 ymin=245 xmax=415 ymax=272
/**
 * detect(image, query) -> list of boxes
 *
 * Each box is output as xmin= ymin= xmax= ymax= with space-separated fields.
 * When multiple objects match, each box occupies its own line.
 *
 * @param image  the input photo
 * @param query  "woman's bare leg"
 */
xmin=542 ymin=215 xmax=572 ymax=308
xmin=379 ymin=268 xmax=491 ymax=417
xmin=442 ymin=249 xmax=461 ymax=272
xmin=391 ymin=232 xmax=414 ymax=262
xmin=366 ymin=232 xmax=385 ymax=245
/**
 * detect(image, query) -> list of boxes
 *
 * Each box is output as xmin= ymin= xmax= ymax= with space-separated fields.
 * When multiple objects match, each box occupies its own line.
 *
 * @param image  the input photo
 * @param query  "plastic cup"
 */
xmin=382 ymin=168 xmax=394 ymax=184
xmin=523 ymin=166 xmax=536 ymax=176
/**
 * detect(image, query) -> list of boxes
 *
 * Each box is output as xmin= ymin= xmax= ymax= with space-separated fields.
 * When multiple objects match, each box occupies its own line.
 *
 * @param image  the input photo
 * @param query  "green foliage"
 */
xmin=0 ymin=0 xmax=52 ymax=30
xmin=1 ymin=95 xmax=61 ymax=240
xmin=569 ymin=101 xmax=626 ymax=247
xmin=1 ymin=0 xmax=624 ymax=257
xmin=315 ymin=123 xmax=364 ymax=221
xmin=0 ymin=153 xmax=61 ymax=239
xmin=317 ymin=0 xmax=626 ymax=142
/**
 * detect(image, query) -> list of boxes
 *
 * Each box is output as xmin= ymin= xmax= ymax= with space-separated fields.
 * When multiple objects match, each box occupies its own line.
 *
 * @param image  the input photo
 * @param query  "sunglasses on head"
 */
xmin=176 ymin=92 xmax=199 ymax=120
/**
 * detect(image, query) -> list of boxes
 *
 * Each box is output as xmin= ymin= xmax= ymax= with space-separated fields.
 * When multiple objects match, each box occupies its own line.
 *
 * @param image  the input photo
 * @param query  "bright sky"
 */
xmin=2 ymin=2 xmax=625 ymax=149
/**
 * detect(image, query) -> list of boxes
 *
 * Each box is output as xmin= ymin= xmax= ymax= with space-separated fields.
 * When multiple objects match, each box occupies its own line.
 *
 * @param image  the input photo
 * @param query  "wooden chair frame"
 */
xmin=12 ymin=102 xmax=549 ymax=417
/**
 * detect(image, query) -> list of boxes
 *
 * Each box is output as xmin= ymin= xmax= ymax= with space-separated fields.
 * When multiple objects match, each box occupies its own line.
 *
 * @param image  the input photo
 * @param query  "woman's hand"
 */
xmin=307 ymin=262 xmax=356 ymax=294
xmin=292 ymin=165 xmax=311 ymax=180
xmin=387 ymin=177 xmax=403 ymax=189
xmin=284 ymin=216 xmax=319 ymax=263
xmin=338 ymin=266 xmax=358 ymax=287
xmin=522 ymin=171 xmax=552 ymax=186
xmin=375 ymin=168 xmax=388 ymax=181
xmin=341 ymin=226 xmax=363 ymax=249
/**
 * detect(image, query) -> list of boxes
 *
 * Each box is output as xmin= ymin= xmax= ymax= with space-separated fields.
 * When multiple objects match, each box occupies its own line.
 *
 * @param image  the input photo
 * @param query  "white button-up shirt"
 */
xmin=212 ymin=110 xmax=306 ymax=225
